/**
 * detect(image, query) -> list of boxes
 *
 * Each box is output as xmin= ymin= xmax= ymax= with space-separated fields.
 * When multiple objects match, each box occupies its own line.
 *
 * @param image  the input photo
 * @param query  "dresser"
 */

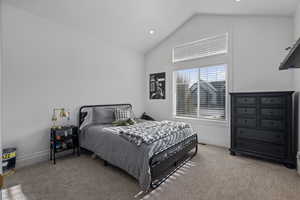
xmin=230 ymin=91 xmax=297 ymax=168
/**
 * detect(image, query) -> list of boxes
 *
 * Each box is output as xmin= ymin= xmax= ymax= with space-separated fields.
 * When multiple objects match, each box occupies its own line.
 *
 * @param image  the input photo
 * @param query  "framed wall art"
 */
xmin=149 ymin=72 xmax=166 ymax=100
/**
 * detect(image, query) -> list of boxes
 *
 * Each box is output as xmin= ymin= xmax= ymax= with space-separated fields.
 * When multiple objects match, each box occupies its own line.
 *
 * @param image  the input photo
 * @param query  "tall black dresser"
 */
xmin=230 ymin=91 xmax=297 ymax=168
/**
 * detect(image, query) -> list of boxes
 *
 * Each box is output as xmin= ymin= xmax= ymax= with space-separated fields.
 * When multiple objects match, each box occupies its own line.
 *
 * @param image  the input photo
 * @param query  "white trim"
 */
xmin=197 ymin=138 xmax=230 ymax=148
xmin=174 ymin=116 xmax=228 ymax=127
xmin=16 ymin=150 xmax=49 ymax=168
xmin=172 ymin=71 xmax=177 ymax=116
xmin=197 ymin=69 xmax=200 ymax=118
xmin=173 ymin=52 xmax=227 ymax=63
xmin=224 ymin=63 xmax=229 ymax=120
xmin=173 ymin=33 xmax=228 ymax=49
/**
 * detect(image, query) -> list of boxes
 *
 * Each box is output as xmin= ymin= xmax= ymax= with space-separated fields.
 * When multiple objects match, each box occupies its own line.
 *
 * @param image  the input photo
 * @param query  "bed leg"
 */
xmin=190 ymin=143 xmax=198 ymax=159
xmin=104 ymin=160 xmax=108 ymax=166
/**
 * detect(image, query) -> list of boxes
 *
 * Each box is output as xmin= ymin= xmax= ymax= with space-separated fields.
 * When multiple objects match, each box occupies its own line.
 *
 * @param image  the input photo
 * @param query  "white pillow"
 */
xmin=114 ymin=108 xmax=131 ymax=121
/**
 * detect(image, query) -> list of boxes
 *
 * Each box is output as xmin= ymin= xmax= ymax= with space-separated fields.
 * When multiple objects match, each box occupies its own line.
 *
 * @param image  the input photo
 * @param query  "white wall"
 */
xmin=293 ymin=3 xmax=300 ymax=151
xmin=1 ymin=2 xmax=145 ymax=167
xmin=0 ymin=0 xmax=2 ymax=175
xmin=145 ymin=14 xmax=293 ymax=147
xmin=295 ymin=4 xmax=300 ymax=39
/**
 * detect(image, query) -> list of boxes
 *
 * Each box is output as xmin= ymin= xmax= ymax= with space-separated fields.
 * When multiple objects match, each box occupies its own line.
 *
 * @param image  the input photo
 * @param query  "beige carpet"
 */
xmin=4 ymin=145 xmax=300 ymax=200
xmin=2 ymin=185 xmax=28 ymax=200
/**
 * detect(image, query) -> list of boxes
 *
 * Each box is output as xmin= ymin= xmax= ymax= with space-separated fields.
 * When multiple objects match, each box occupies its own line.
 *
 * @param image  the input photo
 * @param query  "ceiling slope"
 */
xmin=3 ymin=0 xmax=299 ymax=53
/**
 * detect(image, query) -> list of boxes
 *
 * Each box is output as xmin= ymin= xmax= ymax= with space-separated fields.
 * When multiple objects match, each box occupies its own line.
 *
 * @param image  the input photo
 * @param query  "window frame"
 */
xmin=173 ymin=64 xmax=228 ymax=122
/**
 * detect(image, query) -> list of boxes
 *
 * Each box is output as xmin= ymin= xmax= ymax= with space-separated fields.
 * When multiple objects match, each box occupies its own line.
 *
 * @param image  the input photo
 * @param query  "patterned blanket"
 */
xmin=104 ymin=121 xmax=191 ymax=146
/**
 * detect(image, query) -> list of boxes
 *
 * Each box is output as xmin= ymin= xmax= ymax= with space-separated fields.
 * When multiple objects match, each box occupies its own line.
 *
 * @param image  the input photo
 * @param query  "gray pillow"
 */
xmin=93 ymin=108 xmax=115 ymax=124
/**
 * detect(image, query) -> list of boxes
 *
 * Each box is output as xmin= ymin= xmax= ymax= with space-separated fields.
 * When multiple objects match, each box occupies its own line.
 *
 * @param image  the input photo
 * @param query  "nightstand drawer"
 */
xmin=236 ymin=108 xmax=256 ymax=116
xmin=236 ymin=97 xmax=256 ymax=105
xmin=260 ymin=96 xmax=286 ymax=106
xmin=236 ymin=118 xmax=256 ymax=128
xmin=53 ymin=128 xmax=73 ymax=137
xmin=236 ymin=128 xmax=284 ymax=144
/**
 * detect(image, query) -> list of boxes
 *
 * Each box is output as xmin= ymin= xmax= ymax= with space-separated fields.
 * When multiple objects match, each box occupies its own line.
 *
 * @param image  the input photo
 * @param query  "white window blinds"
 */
xmin=172 ymin=33 xmax=228 ymax=63
xmin=175 ymin=65 xmax=226 ymax=120
xmin=175 ymin=68 xmax=199 ymax=118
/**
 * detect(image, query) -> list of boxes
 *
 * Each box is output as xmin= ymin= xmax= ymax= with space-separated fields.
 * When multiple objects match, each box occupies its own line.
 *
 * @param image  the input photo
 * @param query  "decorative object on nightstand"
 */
xmin=51 ymin=108 xmax=70 ymax=129
xmin=50 ymin=126 xmax=80 ymax=164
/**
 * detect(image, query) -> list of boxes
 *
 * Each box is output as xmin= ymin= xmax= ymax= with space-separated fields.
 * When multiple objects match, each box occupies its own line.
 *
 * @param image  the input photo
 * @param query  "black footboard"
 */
xmin=149 ymin=134 xmax=198 ymax=189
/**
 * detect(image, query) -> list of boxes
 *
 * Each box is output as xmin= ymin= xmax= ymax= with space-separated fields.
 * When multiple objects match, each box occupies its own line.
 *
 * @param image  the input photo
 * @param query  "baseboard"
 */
xmin=198 ymin=139 xmax=229 ymax=148
xmin=16 ymin=150 xmax=49 ymax=168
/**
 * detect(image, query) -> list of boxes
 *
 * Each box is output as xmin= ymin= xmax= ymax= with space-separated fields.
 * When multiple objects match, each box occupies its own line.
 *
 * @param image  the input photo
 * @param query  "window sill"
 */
xmin=173 ymin=116 xmax=229 ymax=127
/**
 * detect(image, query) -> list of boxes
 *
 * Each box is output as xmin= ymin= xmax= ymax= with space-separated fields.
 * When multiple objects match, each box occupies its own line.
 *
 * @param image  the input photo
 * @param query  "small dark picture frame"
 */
xmin=149 ymin=72 xmax=166 ymax=100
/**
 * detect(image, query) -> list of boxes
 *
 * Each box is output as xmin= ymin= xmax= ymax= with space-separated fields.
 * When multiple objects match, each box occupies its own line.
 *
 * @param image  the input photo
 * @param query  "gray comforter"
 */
xmin=80 ymin=121 xmax=196 ymax=191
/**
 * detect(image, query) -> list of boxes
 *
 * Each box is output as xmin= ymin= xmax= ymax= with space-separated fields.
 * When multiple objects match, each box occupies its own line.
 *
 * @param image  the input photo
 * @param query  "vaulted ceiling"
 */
xmin=4 ymin=0 xmax=299 ymax=53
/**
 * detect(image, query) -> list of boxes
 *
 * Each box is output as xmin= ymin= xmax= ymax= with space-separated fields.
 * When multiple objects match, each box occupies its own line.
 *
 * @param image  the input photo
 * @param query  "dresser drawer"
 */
xmin=261 ymin=108 xmax=285 ymax=119
xmin=236 ymin=108 xmax=256 ymax=116
xmin=260 ymin=96 xmax=285 ymax=106
xmin=236 ymin=128 xmax=284 ymax=144
xmin=236 ymin=140 xmax=284 ymax=158
xmin=236 ymin=118 xmax=256 ymax=128
xmin=236 ymin=97 xmax=256 ymax=105
xmin=261 ymin=120 xmax=285 ymax=130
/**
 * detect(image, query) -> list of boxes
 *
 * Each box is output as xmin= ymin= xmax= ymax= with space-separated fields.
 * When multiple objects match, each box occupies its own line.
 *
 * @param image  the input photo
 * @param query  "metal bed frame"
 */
xmin=79 ymin=103 xmax=198 ymax=189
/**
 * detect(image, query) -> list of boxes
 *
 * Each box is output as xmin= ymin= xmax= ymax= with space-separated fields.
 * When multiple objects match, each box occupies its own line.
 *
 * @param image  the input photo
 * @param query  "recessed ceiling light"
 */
xmin=149 ymin=29 xmax=156 ymax=35
xmin=235 ymin=0 xmax=241 ymax=2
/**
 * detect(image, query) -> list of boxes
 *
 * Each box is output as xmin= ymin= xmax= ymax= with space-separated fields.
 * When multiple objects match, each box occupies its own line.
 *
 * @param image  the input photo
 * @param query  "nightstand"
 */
xmin=50 ymin=126 xmax=80 ymax=164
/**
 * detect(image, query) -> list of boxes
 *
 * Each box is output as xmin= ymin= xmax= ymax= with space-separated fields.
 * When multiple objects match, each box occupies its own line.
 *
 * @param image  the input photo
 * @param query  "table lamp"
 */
xmin=51 ymin=108 xmax=70 ymax=129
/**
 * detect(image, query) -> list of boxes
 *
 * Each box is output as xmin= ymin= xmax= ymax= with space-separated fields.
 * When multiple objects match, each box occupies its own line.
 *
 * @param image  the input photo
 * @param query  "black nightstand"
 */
xmin=50 ymin=126 xmax=80 ymax=164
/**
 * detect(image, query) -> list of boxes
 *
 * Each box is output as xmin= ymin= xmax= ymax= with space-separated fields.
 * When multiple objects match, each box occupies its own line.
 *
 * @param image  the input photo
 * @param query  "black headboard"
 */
xmin=78 ymin=103 xmax=132 ymax=127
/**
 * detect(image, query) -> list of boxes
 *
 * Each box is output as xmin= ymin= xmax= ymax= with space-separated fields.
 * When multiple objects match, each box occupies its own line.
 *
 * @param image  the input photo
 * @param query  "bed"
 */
xmin=78 ymin=104 xmax=198 ymax=191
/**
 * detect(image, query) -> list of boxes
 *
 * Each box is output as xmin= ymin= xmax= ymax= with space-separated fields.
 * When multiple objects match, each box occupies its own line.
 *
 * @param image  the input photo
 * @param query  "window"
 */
xmin=174 ymin=65 xmax=226 ymax=120
xmin=172 ymin=33 xmax=228 ymax=63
